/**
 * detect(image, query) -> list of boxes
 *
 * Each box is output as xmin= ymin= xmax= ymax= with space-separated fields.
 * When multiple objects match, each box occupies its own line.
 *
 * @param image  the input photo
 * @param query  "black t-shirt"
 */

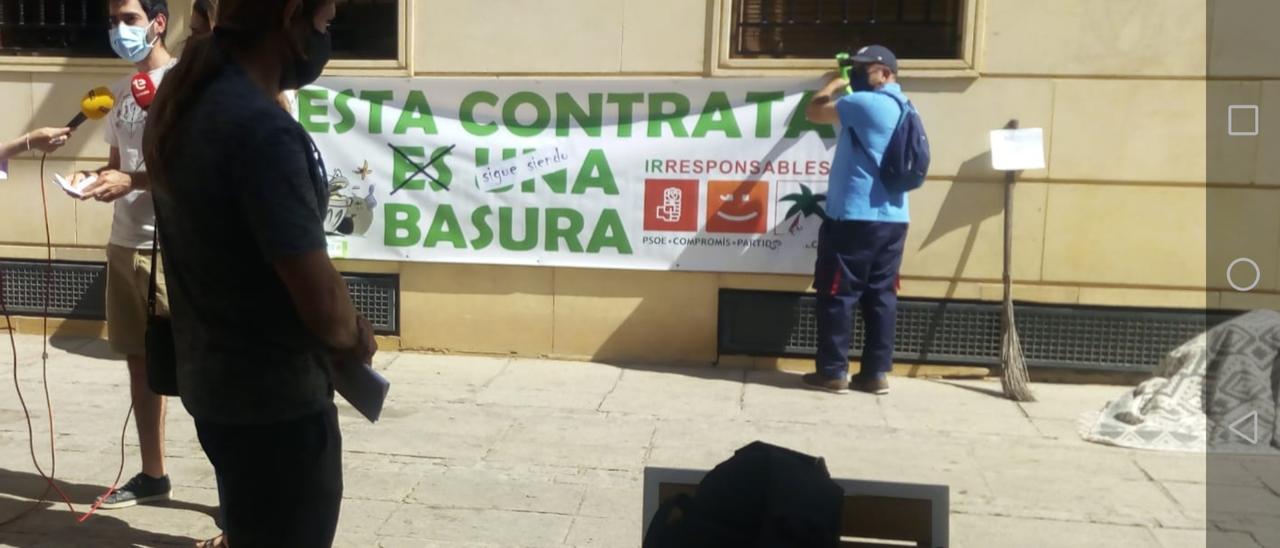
xmin=154 ymin=61 xmax=331 ymax=425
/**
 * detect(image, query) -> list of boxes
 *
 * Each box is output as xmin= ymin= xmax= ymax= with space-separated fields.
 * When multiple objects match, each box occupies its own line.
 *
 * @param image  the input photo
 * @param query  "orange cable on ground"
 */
xmin=0 ymin=154 xmax=133 ymax=527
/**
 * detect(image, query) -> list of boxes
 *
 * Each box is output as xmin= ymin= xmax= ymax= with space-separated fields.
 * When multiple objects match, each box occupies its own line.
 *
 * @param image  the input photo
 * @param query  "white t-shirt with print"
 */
xmin=104 ymin=60 xmax=177 ymax=249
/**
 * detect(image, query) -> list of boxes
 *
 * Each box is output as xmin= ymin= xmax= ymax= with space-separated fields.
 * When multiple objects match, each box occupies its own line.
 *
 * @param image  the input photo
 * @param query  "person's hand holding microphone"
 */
xmin=24 ymin=127 xmax=73 ymax=154
xmin=0 ymin=127 xmax=72 ymax=163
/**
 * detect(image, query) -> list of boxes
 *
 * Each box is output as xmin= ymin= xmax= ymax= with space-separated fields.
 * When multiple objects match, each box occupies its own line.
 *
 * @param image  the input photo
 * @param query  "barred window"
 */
xmin=732 ymin=0 xmax=965 ymax=60
xmin=0 ymin=0 xmax=399 ymax=60
xmin=0 ymin=0 xmax=113 ymax=57
xmin=331 ymin=0 xmax=397 ymax=60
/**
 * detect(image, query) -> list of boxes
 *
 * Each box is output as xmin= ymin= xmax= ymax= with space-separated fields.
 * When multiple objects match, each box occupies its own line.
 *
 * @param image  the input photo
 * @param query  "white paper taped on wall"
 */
xmin=989 ymin=128 xmax=1046 ymax=171
xmin=52 ymin=173 xmax=96 ymax=197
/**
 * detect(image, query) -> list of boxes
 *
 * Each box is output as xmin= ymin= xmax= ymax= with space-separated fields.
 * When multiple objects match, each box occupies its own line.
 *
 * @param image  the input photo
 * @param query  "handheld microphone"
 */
xmin=67 ymin=87 xmax=115 ymax=130
xmin=130 ymin=72 xmax=157 ymax=111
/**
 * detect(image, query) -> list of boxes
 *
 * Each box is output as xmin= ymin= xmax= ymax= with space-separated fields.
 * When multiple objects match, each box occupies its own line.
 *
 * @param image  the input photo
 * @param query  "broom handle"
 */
xmin=1004 ymin=171 xmax=1014 ymax=299
xmin=1003 ymin=120 xmax=1018 ymax=305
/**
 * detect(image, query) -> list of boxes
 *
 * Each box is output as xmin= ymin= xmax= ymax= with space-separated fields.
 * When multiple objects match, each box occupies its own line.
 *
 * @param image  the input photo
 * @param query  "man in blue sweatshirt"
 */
xmin=802 ymin=45 xmax=910 ymax=396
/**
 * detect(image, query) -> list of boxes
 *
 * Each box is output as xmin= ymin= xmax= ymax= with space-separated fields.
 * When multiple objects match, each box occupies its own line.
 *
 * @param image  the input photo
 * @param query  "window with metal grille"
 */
xmin=331 ymin=0 xmax=397 ymax=60
xmin=0 ymin=0 xmax=113 ymax=57
xmin=732 ymin=0 xmax=965 ymax=60
xmin=0 ymin=0 xmax=398 ymax=60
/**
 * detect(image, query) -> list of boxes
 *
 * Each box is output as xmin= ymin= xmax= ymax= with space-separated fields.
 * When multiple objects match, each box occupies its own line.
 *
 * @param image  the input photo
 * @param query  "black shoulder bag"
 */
xmin=144 ymin=212 xmax=179 ymax=397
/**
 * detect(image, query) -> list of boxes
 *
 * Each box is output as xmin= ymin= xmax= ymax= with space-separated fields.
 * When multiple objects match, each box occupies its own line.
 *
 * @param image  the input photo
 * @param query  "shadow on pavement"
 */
xmin=932 ymin=379 xmax=1006 ymax=399
xmin=48 ymin=336 xmax=120 ymax=361
xmin=0 ymin=468 xmax=204 ymax=547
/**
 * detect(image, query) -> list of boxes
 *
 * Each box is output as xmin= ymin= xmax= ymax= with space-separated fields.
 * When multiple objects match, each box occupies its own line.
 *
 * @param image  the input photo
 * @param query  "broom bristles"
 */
xmin=1001 ymin=302 xmax=1036 ymax=402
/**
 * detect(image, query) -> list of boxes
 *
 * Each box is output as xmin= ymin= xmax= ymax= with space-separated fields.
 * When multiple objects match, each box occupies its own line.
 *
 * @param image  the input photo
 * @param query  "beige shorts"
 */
xmin=106 ymin=244 xmax=169 ymax=357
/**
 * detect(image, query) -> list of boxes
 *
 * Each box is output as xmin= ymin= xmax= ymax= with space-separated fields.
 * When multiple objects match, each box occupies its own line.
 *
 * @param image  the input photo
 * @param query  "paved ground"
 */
xmin=0 ymin=333 xmax=1226 ymax=547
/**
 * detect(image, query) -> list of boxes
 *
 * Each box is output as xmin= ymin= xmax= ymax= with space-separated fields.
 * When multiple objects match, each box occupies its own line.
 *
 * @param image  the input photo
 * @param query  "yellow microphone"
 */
xmin=67 ymin=87 xmax=115 ymax=130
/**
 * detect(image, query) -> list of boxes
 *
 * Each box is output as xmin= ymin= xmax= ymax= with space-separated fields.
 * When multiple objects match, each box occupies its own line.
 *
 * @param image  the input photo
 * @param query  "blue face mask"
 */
xmin=109 ymin=21 xmax=157 ymax=63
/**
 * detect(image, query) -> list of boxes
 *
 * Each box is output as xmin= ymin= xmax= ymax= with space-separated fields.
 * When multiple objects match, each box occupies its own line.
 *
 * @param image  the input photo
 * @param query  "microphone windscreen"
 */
xmin=131 ymin=73 xmax=157 ymax=110
xmin=81 ymin=87 xmax=116 ymax=121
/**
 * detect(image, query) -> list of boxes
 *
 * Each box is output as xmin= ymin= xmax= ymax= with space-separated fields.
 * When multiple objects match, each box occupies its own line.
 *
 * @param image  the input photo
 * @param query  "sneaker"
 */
xmin=850 ymin=374 xmax=890 ymax=395
xmin=802 ymin=373 xmax=849 ymax=394
xmin=97 ymin=473 xmax=171 ymax=509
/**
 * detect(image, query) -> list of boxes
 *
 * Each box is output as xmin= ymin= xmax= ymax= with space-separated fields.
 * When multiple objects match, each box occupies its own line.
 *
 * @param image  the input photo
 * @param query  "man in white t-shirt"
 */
xmin=67 ymin=0 xmax=176 ymax=510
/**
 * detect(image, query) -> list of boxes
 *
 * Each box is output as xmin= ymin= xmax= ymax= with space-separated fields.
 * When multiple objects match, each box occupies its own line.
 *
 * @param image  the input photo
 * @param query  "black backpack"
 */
xmin=643 ymin=441 xmax=844 ymax=548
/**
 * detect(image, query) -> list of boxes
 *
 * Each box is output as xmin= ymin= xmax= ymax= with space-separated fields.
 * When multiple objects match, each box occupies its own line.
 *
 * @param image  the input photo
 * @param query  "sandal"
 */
xmin=197 ymin=534 xmax=227 ymax=548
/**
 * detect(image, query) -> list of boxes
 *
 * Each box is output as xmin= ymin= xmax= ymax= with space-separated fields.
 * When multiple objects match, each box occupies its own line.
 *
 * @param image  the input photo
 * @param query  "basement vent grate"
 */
xmin=0 ymin=260 xmax=399 ymax=335
xmin=719 ymin=290 xmax=1235 ymax=373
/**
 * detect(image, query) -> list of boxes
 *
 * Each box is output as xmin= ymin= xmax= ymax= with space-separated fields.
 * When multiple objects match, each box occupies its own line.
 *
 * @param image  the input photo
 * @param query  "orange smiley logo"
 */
xmin=706 ymin=181 xmax=768 ymax=234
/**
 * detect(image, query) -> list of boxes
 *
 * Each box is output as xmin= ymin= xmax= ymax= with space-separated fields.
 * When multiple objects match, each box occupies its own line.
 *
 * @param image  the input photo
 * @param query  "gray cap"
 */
xmin=851 ymin=45 xmax=899 ymax=73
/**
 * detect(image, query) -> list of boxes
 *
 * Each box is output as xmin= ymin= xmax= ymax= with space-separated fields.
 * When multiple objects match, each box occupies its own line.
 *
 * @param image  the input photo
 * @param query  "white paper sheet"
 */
xmin=990 ymin=128 xmax=1046 ymax=171
xmin=331 ymin=361 xmax=390 ymax=423
xmin=475 ymin=145 xmax=574 ymax=192
xmin=52 ymin=173 xmax=96 ymax=197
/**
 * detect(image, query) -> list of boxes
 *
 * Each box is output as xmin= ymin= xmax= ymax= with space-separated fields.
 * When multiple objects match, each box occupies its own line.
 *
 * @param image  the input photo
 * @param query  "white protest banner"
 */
xmin=302 ymin=77 xmax=842 ymax=274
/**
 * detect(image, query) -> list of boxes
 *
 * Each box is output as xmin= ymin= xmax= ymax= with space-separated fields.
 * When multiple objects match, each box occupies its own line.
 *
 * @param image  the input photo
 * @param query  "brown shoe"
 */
xmin=850 ymin=374 xmax=890 ymax=395
xmin=802 ymin=373 xmax=849 ymax=394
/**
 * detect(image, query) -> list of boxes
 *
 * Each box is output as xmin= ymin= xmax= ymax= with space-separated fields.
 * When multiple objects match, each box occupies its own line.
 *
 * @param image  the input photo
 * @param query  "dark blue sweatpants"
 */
xmin=813 ymin=220 xmax=909 ymax=379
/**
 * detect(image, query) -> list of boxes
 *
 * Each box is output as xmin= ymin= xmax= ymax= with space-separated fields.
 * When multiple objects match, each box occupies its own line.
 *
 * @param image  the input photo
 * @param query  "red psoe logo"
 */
xmin=644 ymin=179 xmax=699 ymax=232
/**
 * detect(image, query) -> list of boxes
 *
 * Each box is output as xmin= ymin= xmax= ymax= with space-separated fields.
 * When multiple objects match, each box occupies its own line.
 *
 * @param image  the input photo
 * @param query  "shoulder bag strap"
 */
xmin=847 ymin=90 xmax=911 ymax=164
xmin=146 ymin=207 xmax=161 ymax=318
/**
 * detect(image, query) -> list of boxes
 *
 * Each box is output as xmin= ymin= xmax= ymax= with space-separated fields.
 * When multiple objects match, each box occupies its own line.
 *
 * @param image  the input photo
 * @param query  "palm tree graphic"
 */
xmin=780 ymin=184 xmax=829 ymax=234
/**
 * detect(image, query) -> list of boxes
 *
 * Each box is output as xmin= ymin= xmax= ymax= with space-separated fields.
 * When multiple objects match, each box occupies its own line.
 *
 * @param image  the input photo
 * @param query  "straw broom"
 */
xmin=999 ymin=120 xmax=1036 ymax=402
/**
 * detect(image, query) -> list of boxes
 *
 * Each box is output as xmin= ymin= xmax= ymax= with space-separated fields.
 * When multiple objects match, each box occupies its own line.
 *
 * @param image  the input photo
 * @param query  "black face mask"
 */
xmin=850 ymin=68 xmax=873 ymax=92
xmin=280 ymin=27 xmax=331 ymax=90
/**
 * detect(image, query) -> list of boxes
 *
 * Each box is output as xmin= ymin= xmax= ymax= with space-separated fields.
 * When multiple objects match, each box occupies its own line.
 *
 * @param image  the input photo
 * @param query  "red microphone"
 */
xmin=131 ymin=72 xmax=157 ymax=111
